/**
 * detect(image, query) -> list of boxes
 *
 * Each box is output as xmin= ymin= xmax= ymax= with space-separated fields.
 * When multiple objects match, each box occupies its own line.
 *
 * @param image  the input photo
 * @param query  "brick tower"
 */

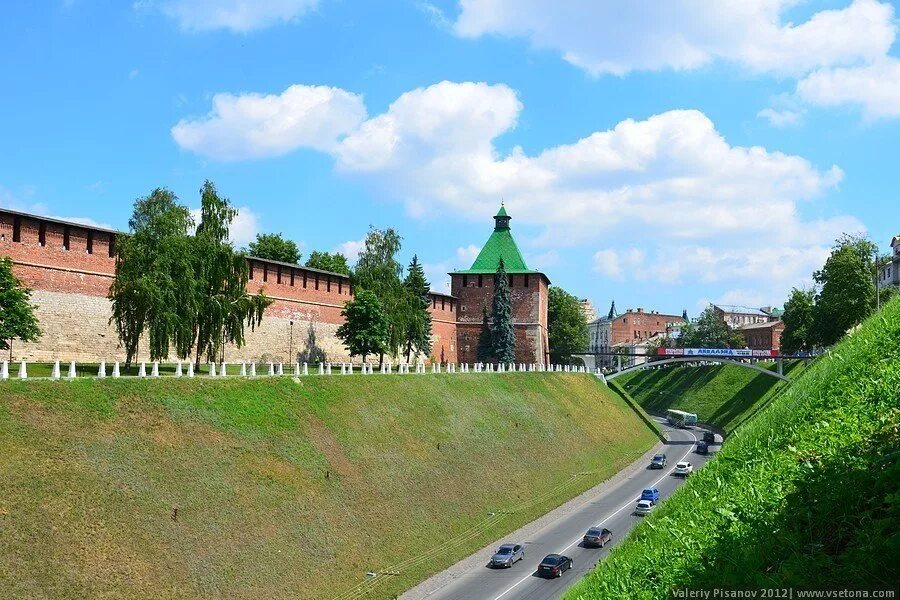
xmin=450 ymin=205 xmax=550 ymax=365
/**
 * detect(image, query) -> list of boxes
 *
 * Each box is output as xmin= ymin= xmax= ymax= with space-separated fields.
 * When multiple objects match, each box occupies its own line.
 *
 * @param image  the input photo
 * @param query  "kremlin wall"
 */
xmin=0 ymin=206 xmax=549 ymax=366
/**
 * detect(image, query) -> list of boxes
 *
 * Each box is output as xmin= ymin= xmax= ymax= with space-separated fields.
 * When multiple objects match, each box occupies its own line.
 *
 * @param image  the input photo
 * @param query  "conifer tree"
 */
xmin=476 ymin=304 xmax=493 ymax=363
xmin=491 ymin=259 xmax=516 ymax=364
xmin=402 ymin=255 xmax=432 ymax=362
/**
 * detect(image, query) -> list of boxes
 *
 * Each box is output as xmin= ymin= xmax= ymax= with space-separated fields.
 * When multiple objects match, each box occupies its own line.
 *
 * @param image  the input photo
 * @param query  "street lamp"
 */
xmin=289 ymin=320 xmax=294 ymax=364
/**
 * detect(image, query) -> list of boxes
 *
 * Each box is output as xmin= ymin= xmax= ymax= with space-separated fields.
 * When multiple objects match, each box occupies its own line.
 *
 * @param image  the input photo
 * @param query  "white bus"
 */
xmin=666 ymin=409 xmax=698 ymax=427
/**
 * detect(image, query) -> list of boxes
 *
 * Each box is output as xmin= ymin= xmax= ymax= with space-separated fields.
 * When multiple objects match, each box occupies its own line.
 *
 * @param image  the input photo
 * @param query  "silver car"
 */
xmin=489 ymin=543 xmax=525 ymax=568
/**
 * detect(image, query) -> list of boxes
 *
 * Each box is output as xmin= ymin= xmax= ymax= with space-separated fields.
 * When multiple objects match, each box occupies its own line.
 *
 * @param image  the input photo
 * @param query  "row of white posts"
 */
xmin=0 ymin=359 xmax=597 ymax=380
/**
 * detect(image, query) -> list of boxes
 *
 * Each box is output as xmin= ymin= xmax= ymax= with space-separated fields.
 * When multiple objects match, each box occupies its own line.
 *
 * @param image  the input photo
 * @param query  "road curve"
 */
xmin=403 ymin=419 xmax=717 ymax=600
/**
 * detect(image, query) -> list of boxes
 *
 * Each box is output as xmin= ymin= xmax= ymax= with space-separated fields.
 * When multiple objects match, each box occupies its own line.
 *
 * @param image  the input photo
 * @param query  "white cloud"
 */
xmin=141 ymin=0 xmax=320 ymax=33
xmin=189 ymin=205 xmax=259 ymax=246
xmin=334 ymin=238 xmax=364 ymax=264
xmin=456 ymin=244 xmax=480 ymax=264
xmin=422 ymin=245 xmax=487 ymax=293
xmin=452 ymin=0 xmax=896 ymax=77
xmin=757 ymin=107 xmax=803 ymax=128
xmin=592 ymin=248 xmax=646 ymax=280
xmin=172 ymin=84 xmax=366 ymax=160
xmin=797 ymin=57 xmax=900 ymax=120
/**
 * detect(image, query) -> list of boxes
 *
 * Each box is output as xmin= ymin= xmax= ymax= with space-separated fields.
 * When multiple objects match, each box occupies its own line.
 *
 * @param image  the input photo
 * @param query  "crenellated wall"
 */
xmin=0 ymin=208 xmax=458 ymax=364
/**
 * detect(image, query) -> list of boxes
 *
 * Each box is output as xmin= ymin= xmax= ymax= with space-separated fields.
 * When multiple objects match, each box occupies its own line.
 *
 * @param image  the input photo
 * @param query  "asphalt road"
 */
xmin=413 ymin=419 xmax=717 ymax=600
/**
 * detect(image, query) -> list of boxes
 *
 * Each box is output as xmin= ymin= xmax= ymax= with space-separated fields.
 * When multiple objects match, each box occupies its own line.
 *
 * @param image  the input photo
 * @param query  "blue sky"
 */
xmin=2 ymin=1 xmax=899 ymax=316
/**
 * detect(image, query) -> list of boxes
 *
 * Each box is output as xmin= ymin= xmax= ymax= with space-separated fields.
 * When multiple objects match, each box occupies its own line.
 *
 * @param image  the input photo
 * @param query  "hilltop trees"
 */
xmin=491 ymin=260 xmax=516 ymax=364
xmin=548 ymin=286 xmax=588 ymax=364
xmin=812 ymin=234 xmax=876 ymax=347
xmin=679 ymin=307 xmax=744 ymax=349
xmin=336 ymin=290 xmax=388 ymax=362
xmin=247 ymin=233 xmax=301 ymax=264
xmin=781 ymin=287 xmax=816 ymax=354
xmin=401 ymin=255 xmax=432 ymax=362
xmin=351 ymin=227 xmax=405 ymax=364
xmin=109 ymin=182 xmax=271 ymax=366
xmin=0 ymin=257 xmax=41 ymax=359
xmin=306 ymin=251 xmax=351 ymax=275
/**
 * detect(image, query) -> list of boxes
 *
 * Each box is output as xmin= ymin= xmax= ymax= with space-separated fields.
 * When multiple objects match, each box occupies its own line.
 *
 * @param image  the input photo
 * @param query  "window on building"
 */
xmin=63 ymin=226 xmax=70 ymax=250
xmin=524 ymin=274 xmax=529 ymax=287
xmin=86 ymin=231 xmax=93 ymax=254
xmin=108 ymin=234 xmax=115 ymax=257
xmin=314 ymin=275 xmax=319 ymax=290
xmin=478 ymin=275 xmax=483 ymax=287
xmin=38 ymin=223 xmax=46 ymax=247
xmin=327 ymin=277 xmax=331 ymax=292
xmin=12 ymin=217 xmax=21 ymax=242
xmin=462 ymin=275 xmax=468 ymax=287
xmin=277 ymin=266 xmax=282 ymax=284
xmin=441 ymin=298 xmax=445 ymax=310
xmin=249 ymin=262 xmax=254 ymax=280
xmin=290 ymin=269 xmax=295 ymax=287
xmin=303 ymin=272 xmax=308 ymax=288
xmin=263 ymin=264 xmax=268 ymax=282
xmin=338 ymin=279 xmax=342 ymax=294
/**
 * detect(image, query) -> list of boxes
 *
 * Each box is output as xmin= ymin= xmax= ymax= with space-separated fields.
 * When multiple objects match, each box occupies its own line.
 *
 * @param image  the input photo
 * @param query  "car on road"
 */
xmin=489 ymin=543 xmax=524 ymax=568
xmin=582 ymin=527 xmax=612 ymax=548
xmin=673 ymin=461 xmax=694 ymax=476
xmin=703 ymin=431 xmax=716 ymax=443
xmin=696 ymin=441 xmax=709 ymax=454
xmin=633 ymin=499 xmax=654 ymax=516
xmin=537 ymin=554 xmax=574 ymax=578
xmin=640 ymin=487 xmax=660 ymax=504
xmin=649 ymin=453 xmax=667 ymax=469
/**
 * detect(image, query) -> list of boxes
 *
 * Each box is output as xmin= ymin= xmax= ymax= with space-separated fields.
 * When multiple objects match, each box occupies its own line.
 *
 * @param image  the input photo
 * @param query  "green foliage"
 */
xmin=335 ymin=290 xmax=388 ymax=361
xmin=0 ymin=374 xmax=654 ymax=600
xmin=491 ymin=259 xmax=515 ymax=364
xmin=476 ymin=304 xmax=493 ymax=362
xmin=548 ymin=286 xmax=588 ymax=364
xmin=564 ymin=298 xmax=900 ymax=599
xmin=352 ymin=227 xmax=405 ymax=360
xmin=109 ymin=188 xmax=196 ymax=364
xmin=0 ymin=257 xmax=41 ymax=352
xmin=781 ymin=287 xmax=816 ymax=354
xmin=401 ymin=255 xmax=432 ymax=362
xmin=305 ymin=250 xmax=350 ymax=275
xmin=679 ymin=307 xmax=744 ymax=348
xmin=812 ymin=233 xmax=876 ymax=346
xmin=246 ymin=232 xmax=301 ymax=264
xmin=191 ymin=181 xmax=271 ymax=364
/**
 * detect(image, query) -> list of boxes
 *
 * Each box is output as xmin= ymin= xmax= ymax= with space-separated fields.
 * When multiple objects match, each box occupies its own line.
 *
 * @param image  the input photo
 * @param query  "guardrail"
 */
xmin=0 ymin=359 xmax=603 ymax=381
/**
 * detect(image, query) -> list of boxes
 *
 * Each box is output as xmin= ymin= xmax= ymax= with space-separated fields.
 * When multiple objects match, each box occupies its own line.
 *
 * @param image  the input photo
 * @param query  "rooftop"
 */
xmin=452 ymin=204 xmax=544 ymax=276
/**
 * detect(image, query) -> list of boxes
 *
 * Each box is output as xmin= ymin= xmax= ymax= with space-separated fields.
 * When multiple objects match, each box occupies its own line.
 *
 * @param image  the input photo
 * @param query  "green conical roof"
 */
xmin=453 ymin=205 xmax=539 ymax=275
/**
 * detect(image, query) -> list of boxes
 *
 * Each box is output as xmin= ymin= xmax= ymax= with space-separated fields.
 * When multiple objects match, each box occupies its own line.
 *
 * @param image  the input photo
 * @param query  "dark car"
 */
xmin=489 ymin=543 xmax=525 ymax=568
xmin=703 ymin=431 xmax=716 ymax=443
xmin=649 ymin=453 xmax=667 ymax=469
xmin=537 ymin=554 xmax=574 ymax=578
xmin=696 ymin=441 xmax=709 ymax=454
xmin=582 ymin=527 xmax=612 ymax=548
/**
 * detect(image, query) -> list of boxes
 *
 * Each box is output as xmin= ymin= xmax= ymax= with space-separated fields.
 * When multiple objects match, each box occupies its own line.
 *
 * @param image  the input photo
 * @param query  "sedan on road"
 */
xmin=649 ymin=453 xmax=667 ymax=469
xmin=537 ymin=554 xmax=574 ymax=578
xmin=582 ymin=527 xmax=612 ymax=548
xmin=673 ymin=461 xmax=694 ymax=476
xmin=633 ymin=500 xmax=654 ymax=516
xmin=640 ymin=487 xmax=661 ymax=504
xmin=696 ymin=441 xmax=709 ymax=454
xmin=488 ymin=544 xmax=524 ymax=568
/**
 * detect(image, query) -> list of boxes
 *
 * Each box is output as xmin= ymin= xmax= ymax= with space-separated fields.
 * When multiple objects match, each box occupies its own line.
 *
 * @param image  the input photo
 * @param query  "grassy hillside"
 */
xmin=0 ymin=373 xmax=655 ymax=600
xmin=565 ymin=300 xmax=900 ymax=599
xmin=616 ymin=360 xmax=805 ymax=433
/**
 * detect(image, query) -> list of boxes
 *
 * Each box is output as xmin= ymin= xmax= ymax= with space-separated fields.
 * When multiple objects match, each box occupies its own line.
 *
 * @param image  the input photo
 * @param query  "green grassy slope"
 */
xmin=0 ymin=373 xmax=655 ymax=600
xmin=564 ymin=300 xmax=900 ymax=599
xmin=616 ymin=360 xmax=805 ymax=433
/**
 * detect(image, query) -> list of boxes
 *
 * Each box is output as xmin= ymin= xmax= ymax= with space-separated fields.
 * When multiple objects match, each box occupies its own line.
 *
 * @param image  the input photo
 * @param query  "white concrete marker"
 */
xmin=250 ymin=362 xmax=257 ymax=377
xmin=98 ymin=361 xmax=106 ymax=378
xmin=209 ymin=362 xmax=217 ymax=377
xmin=68 ymin=361 xmax=76 ymax=379
xmin=1 ymin=360 xmax=8 ymax=380
xmin=267 ymin=362 xmax=274 ymax=377
xmin=52 ymin=360 xmax=60 ymax=379
xmin=138 ymin=362 xmax=146 ymax=377
xmin=113 ymin=362 xmax=121 ymax=377
xmin=220 ymin=362 xmax=227 ymax=377
xmin=18 ymin=360 xmax=27 ymax=379
xmin=277 ymin=362 xmax=284 ymax=376
xmin=175 ymin=361 xmax=182 ymax=377
xmin=240 ymin=362 xmax=247 ymax=377
xmin=303 ymin=362 xmax=308 ymax=376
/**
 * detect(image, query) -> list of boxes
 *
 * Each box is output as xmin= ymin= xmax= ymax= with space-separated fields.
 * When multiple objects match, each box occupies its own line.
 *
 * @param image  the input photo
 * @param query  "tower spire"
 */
xmin=494 ymin=202 xmax=510 ymax=231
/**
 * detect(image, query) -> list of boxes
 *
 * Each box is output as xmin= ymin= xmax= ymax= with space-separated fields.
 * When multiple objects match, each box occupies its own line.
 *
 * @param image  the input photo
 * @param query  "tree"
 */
xmin=305 ymin=251 xmax=351 ymax=275
xmin=491 ymin=259 xmax=516 ymax=364
xmin=812 ymin=234 xmax=876 ymax=347
xmin=476 ymin=304 xmax=493 ymax=362
xmin=548 ymin=286 xmax=589 ymax=364
xmin=352 ymin=227 xmax=405 ymax=363
xmin=679 ymin=307 xmax=744 ymax=349
xmin=191 ymin=181 xmax=271 ymax=365
xmin=0 ymin=257 xmax=41 ymax=359
xmin=109 ymin=188 xmax=197 ymax=365
xmin=401 ymin=255 xmax=432 ymax=362
xmin=247 ymin=233 xmax=301 ymax=264
xmin=780 ymin=287 xmax=815 ymax=354
xmin=336 ymin=290 xmax=388 ymax=362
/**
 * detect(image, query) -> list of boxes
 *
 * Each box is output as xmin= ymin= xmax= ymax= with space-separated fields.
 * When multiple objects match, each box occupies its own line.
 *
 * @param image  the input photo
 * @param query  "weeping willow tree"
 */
xmin=109 ymin=182 xmax=270 ymax=367
xmin=109 ymin=188 xmax=197 ymax=366
xmin=191 ymin=180 xmax=270 ymax=365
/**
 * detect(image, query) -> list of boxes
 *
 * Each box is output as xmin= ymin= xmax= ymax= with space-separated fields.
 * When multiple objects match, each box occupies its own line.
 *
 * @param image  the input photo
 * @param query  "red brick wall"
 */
xmin=740 ymin=321 xmax=784 ymax=351
xmin=1 ymin=210 xmax=460 ymax=364
xmin=451 ymin=272 xmax=549 ymax=365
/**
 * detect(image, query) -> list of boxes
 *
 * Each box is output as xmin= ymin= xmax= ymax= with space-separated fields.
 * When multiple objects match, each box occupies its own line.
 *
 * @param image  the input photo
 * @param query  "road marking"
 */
xmin=491 ymin=424 xmax=699 ymax=600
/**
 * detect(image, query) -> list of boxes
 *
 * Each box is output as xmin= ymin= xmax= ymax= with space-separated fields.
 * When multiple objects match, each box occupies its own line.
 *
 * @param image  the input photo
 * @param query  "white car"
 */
xmin=673 ymin=461 xmax=693 ymax=476
xmin=633 ymin=500 xmax=654 ymax=516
